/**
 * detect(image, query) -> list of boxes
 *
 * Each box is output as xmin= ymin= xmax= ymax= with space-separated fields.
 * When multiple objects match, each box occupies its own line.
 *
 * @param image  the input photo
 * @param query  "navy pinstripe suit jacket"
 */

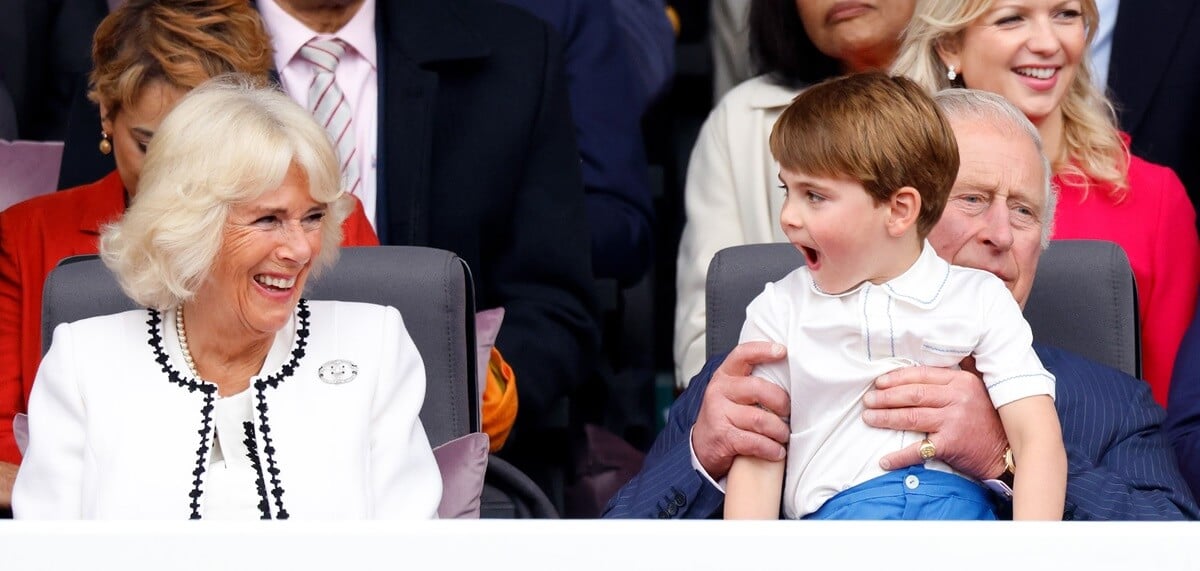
xmin=604 ymin=345 xmax=1199 ymax=520
xmin=1166 ymin=306 xmax=1200 ymax=502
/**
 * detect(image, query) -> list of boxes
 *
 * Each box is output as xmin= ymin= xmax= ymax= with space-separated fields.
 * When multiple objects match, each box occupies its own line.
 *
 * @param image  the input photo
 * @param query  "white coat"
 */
xmin=14 ymin=300 xmax=442 ymax=519
xmin=674 ymin=75 xmax=802 ymax=386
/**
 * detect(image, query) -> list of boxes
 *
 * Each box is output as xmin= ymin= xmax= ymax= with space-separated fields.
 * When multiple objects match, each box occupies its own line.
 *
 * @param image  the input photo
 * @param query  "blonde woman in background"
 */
xmin=893 ymin=0 xmax=1200 ymax=406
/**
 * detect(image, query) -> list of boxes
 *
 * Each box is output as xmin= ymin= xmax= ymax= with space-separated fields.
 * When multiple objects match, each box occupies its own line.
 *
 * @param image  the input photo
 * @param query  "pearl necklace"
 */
xmin=176 ymin=304 xmax=199 ymax=377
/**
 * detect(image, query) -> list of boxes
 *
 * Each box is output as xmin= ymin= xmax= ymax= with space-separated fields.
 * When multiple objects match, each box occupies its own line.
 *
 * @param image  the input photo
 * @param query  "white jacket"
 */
xmin=14 ymin=300 xmax=441 ymax=519
xmin=674 ymin=75 xmax=802 ymax=387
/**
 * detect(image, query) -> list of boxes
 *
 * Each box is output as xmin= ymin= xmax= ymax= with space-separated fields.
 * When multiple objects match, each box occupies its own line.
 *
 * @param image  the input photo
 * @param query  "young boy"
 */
xmin=724 ymin=72 xmax=1066 ymax=520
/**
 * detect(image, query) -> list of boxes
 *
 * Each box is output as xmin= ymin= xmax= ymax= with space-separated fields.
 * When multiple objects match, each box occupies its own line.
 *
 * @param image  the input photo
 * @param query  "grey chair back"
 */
xmin=42 ymin=246 xmax=479 ymax=447
xmin=705 ymin=239 xmax=1141 ymax=378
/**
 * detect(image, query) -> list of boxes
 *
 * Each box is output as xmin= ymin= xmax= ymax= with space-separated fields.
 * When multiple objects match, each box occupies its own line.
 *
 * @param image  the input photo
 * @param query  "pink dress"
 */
xmin=1051 ymin=143 xmax=1200 ymax=406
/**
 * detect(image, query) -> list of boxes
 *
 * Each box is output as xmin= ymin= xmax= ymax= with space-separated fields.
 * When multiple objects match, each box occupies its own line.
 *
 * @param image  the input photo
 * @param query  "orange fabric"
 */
xmin=482 ymin=347 xmax=518 ymax=452
xmin=665 ymin=6 xmax=680 ymax=37
xmin=0 ymin=171 xmax=379 ymax=463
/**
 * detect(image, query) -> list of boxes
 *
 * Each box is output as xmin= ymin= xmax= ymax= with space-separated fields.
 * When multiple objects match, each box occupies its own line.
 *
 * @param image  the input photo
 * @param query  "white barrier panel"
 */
xmin=0 ymin=519 xmax=1196 ymax=570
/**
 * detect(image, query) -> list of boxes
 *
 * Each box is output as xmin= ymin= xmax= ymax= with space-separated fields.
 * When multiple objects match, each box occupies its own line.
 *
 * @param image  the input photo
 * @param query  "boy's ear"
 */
xmin=886 ymin=186 xmax=921 ymax=238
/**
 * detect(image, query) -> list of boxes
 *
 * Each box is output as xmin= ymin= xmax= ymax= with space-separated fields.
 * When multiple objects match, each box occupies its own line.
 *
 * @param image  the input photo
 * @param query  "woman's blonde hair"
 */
xmin=891 ymin=0 xmax=1129 ymax=201
xmin=100 ymin=74 xmax=353 ymax=310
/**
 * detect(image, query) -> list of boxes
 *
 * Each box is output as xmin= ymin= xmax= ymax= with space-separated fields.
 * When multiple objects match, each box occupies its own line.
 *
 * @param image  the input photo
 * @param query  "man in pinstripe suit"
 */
xmin=606 ymin=90 xmax=1199 ymax=520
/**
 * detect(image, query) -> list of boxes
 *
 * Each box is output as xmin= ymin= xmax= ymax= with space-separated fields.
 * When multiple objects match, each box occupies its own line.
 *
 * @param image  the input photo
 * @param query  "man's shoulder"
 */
xmin=1033 ymin=343 xmax=1149 ymax=401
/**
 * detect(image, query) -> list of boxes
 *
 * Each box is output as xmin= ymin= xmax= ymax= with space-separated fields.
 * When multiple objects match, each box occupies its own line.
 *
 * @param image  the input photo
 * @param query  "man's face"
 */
xmin=927 ymin=116 xmax=1049 ymax=307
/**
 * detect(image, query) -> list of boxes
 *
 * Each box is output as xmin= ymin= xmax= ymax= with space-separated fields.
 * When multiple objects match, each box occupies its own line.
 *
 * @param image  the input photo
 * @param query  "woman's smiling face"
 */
xmin=941 ymin=0 xmax=1088 ymax=125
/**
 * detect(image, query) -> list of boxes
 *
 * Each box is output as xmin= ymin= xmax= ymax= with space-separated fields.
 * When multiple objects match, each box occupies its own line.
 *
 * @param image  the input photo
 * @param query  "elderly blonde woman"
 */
xmin=0 ymin=0 xmax=379 ymax=509
xmin=891 ymin=0 xmax=1200 ymax=406
xmin=12 ymin=76 xmax=440 ymax=519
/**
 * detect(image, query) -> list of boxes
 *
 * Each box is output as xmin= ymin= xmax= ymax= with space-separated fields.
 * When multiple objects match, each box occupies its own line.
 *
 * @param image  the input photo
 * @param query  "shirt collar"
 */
xmin=806 ymin=240 xmax=950 ymax=309
xmin=747 ymin=76 xmax=805 ymax=110
xmin=259 ymin=0 xmax=378 ymax=71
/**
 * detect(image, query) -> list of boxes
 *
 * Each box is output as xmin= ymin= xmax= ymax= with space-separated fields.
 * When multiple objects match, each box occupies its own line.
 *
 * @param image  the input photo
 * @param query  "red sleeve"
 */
xmin=1141 ymin=164 xmax=1200 ymax=406
xmin=340 ymin=196 xmax=380 ymax=247
xmin=0 ymin=210 xmax=29 ymax=463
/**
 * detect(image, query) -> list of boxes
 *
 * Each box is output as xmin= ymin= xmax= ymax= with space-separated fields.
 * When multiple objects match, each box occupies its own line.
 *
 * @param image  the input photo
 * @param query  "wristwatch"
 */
xmin=999 ymin=446 xmax=1016 ymax=486
xmin=982 ymin=446 xmax=1016 ymax=499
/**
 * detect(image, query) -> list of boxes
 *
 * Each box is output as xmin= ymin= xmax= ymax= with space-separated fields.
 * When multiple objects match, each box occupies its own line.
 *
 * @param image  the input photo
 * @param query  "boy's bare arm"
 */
xmin=724 ymin=455 xmax=786 ymax=519
xmin=997 ymin=395 xmax=1067 ymax=520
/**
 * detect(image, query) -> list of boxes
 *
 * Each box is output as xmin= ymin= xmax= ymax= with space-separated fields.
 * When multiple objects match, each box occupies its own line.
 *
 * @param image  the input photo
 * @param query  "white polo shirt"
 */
xmin=738 ymin=241 xmax=1055 ymax=518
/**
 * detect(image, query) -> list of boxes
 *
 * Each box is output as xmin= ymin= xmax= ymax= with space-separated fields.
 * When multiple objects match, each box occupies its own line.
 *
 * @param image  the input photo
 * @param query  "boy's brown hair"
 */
xmin=769 ymin=71 xmax=959 ymax=237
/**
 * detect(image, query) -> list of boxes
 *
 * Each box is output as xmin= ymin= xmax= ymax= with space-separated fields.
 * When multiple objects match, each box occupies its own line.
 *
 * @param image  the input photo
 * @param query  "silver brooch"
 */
xmin=318 ymin=359 xmax=358 ymax=384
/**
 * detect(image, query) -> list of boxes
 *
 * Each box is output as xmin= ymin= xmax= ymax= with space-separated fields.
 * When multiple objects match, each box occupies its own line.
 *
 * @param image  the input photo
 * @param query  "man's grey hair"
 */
xmin=933 ymin=88 xmax=1057 ymax=249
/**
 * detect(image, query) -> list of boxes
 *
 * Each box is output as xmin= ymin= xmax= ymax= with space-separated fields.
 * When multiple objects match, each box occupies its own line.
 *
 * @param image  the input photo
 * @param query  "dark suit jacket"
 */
xmin=1166 ymin=298 xmax=1200 ymax=501
xmin=373 ymin=0 xmax=600 ymax=434
xmin=1109 ymin=0 xmax=1200 ymax=212
xmin=9 ymin=0 xmax=107 ymax=143
xmin=606 ymin=346 xmax=1200 ymax=520
xmin=11 ymin=0 xmax=116 ymax=188
xmin=499 ymin=0 xmax=655 ymax=286
xmin=0 ymin=79 xmax=16 ymax=140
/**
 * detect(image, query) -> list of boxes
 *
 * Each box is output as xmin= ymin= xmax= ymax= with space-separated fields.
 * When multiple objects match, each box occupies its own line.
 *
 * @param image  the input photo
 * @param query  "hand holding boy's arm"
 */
xmin=692 ymin=341 xmax=791 ymax=480
xmin=997 ymin=395 xmax=1067 ymax=520
xmin=862 ymin=360 xmax=1009 ymax=480
xmin=725 ymin=455 xmax=786 ymax=519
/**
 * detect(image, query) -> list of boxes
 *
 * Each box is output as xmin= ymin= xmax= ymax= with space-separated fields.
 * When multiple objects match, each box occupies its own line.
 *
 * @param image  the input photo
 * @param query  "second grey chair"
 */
xmin=704 ymin=239 xmax=1140 ymax=378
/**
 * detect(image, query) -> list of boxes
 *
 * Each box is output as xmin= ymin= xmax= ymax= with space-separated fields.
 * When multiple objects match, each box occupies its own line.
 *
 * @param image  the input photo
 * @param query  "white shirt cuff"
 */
xmin=688 ymin=426 xmax=728 ymax=493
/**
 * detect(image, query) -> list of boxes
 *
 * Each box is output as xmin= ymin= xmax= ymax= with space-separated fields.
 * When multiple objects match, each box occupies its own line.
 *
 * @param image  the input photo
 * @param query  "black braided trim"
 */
xmin=242 ymin=421 xmax=272 ymax=519
xmin=250 ymin=299 xmax=309 ymax=520
xmin=146 ymin=309 xmax=217 ymax=519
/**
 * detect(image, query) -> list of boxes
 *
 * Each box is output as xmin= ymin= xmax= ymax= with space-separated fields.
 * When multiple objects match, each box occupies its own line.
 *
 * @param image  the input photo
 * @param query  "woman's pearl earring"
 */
xmin=98 ymin=131 xmax=112 ymax=155
xmin=947 ymin=65 xmax=958 ymax=82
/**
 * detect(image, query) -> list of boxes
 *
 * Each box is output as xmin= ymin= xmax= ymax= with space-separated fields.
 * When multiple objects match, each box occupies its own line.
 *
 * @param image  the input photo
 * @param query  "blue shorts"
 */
xmin=803 ymin=466 xmax=997 ymax=520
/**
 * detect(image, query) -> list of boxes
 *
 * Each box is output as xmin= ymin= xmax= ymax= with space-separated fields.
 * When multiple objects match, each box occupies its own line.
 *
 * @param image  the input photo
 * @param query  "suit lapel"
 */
xmin=375 ymin=0 xmax=488 ymax=245
xmin=1109 ymin=0 xmax=1195 ymax=133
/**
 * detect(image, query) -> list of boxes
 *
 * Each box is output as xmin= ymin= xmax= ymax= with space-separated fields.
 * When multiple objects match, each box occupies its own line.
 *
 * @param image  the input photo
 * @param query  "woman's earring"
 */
xmin=98 ymin=131 xmax=112 ymax=155
xmin=947 ymin=65 xmax=958 ymax=82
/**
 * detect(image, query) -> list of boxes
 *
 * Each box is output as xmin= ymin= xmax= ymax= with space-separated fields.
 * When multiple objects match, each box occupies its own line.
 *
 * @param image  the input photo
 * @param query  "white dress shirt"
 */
xmin=1090 ymin=0 xmax=1121 ymax=89
xmin=738 ymin=242 xmax=1056 ymax=518
xmin=259 ymin=0 xmax=380 ymax=229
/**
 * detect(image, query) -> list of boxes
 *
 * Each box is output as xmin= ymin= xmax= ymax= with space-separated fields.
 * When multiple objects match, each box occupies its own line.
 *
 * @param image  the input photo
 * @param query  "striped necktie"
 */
xmin=298 ymin=37 xmax=361 ymax=197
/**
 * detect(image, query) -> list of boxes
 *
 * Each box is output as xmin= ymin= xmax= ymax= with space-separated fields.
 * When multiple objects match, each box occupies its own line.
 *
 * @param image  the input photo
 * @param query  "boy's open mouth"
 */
xmin=801 ymin=246 xmax=820 ymax=269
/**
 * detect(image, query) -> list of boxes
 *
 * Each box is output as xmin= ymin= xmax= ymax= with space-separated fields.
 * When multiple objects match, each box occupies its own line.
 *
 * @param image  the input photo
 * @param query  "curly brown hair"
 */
xmin=89 ymin=0 xmax=274 ymax=118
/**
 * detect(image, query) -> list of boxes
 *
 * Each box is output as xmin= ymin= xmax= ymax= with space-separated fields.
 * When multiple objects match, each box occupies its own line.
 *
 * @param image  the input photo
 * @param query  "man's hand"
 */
xmin=692 ymin=342 xmax=791 ymax=480
xmin=861 ymin=359 xmax=1008 ymax=481
xmin=0 ymin=460 xmax=16 ymax=509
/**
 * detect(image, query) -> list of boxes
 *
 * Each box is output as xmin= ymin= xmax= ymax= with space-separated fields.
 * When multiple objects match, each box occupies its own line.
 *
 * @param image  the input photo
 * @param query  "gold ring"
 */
xmin=919 ymin=438 xmax=937 ymax=461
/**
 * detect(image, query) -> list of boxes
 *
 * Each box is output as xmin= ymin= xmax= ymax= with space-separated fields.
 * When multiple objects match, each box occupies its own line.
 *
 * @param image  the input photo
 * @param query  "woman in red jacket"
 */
xmin=0 ymin=0 xmax=378 ymax=506
xmin=893 ymin=0 xmax=1199 ymax=407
